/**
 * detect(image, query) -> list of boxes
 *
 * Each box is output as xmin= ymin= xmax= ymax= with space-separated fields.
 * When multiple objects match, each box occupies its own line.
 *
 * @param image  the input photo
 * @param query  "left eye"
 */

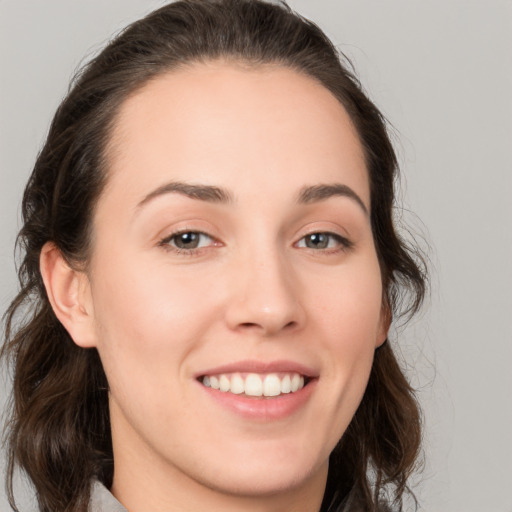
xmin=296 ymin=232 xmax=347 ymax=250
xmin=161 ymin=231 xmax=213 ymax=250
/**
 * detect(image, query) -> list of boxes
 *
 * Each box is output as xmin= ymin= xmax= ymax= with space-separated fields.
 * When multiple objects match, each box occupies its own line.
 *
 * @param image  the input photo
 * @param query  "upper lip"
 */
xmin=196 ymin=359 xmax=319 ymax=379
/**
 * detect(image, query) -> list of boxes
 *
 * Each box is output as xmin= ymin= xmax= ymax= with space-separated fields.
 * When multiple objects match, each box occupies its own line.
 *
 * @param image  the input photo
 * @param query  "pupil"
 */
xmin=307 ymin=233 xmax=328 ymax=249
xmin=177 ymin=232 xmax=199 ymax=248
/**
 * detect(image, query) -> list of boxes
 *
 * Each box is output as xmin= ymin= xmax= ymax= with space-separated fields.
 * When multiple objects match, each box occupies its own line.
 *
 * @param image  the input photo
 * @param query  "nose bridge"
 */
xmin=225 ymin=240 xmax=304 ymax=335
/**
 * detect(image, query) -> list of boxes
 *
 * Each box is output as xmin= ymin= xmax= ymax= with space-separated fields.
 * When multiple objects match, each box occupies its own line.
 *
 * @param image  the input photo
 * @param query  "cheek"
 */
xmin=88 ymin=256 xmax=219 ymax=393
xmin=308 ymin=256 xmax=384 ymax=340
xmin=93 ymin=252 xmax=212 ymax=332
xmin=306 ymin=255 xmax=383 ymax=403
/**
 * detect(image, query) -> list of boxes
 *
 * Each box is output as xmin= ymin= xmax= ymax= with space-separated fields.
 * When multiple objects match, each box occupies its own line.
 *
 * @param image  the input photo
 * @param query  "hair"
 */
xmin=1 ymin=1 xmax=427 ymax=511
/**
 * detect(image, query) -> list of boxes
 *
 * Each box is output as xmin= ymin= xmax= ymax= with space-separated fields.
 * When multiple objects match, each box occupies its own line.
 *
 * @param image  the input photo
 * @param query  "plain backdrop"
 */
xmin=1 ymin=1 xmax=511 ymax=511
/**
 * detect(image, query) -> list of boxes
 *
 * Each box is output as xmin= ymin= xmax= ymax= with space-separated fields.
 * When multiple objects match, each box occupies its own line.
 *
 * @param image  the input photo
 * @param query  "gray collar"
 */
xmin=88 ymin=481 xmax=127 ymax=512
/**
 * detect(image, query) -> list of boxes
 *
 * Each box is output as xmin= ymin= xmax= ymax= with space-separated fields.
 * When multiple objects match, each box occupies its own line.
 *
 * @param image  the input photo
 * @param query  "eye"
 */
xmin=296 ymin=232 xmax=351 ymax=250
xmin=160 ymin=231 xmax=214 ymax=251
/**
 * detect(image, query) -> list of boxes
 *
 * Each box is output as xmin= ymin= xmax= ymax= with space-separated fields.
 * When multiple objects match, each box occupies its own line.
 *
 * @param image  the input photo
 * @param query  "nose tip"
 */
xmin=224 ymin=259 xmax=305 ymax=336
xmin=236 ymin=305 xmax=300 ymax=336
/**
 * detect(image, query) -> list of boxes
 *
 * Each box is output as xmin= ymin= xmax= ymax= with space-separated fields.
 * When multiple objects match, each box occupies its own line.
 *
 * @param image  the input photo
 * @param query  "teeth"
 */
xmin=201 ymin=372 xmax=306 ymax=397
xmin=291 ymin=374 xmax=301 ymax=392
xmin=245 ymin=374 xmax=263 ymax=396
xmin=230 ymin=374 xmax=244 ymax=394
xmin=280 ymin=374 xmax=291 ymax=394
xmin=210 ymin=376 xmax=220 ymax=390
xmin=263 ymin=374 xmax=281 ymax=397
xmin=219 ymin=374 xmax=230 ymax=392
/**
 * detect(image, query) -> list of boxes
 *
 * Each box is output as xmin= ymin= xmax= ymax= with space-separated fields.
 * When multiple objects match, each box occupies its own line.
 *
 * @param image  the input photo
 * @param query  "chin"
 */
xmin=202 ymin=461 xmax=326 ymax=498
xmin=187 ymin=441 xmax=330 ymax=499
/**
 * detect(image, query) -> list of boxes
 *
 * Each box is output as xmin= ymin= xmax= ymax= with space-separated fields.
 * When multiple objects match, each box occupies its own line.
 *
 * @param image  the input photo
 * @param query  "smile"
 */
xmin=201 ymin=372 xmax=306 ymax=397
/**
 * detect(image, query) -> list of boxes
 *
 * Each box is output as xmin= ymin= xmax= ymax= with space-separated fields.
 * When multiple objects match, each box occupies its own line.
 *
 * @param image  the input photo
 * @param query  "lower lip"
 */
xmin=198 ymin=379 xmax=317 ymax=421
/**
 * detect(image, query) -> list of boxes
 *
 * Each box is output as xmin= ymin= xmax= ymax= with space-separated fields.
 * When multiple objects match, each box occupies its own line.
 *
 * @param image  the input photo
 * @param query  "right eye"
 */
xmin=159 ymin=231 xmax=215 ymax=252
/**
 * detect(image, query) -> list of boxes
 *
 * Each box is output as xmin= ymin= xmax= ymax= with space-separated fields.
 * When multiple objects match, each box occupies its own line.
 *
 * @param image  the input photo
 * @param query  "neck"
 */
xmin=111 ymin=469 xmax=327 ymax=512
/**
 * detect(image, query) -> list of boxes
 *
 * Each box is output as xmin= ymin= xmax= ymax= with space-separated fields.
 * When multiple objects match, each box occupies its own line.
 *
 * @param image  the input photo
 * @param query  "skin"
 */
xmin=41 ymin=62 xmax=388 ymax=512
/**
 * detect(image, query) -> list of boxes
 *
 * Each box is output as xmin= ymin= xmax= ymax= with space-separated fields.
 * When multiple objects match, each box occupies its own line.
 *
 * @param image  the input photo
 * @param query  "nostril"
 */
xmin=239 ymin=322 xmax=260 ymax=329
xmin=237 ymin=320 xmax=298 ymax=334
xmin=225 ymin=291 xmax=305 ymax=335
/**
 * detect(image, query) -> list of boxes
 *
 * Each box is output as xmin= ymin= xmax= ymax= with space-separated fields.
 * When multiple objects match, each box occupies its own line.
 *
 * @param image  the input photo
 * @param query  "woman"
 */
xmin=2 ymin=1 xmax=427 ymax=511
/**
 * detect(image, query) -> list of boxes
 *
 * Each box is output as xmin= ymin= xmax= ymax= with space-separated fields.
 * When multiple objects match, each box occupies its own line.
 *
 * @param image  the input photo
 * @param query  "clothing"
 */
xmin=87 ymin=480 xmax=391 ymax=512
xmin=88 ymin=481 xmax=127 ymax=512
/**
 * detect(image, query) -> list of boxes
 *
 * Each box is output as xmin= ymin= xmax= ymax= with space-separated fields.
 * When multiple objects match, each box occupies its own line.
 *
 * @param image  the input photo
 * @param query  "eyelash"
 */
xmin=158 ymin=230 xmax=216 ymax=255
xmin=295 ymin=232 xmax=353 ymax=252
xmin=158 ymin=230 xmax=352 ymax=255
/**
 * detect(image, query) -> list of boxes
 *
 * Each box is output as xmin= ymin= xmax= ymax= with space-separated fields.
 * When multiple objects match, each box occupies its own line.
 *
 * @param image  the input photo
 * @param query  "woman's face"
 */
xmin=84 ymin=62 xmax=387 ymax=503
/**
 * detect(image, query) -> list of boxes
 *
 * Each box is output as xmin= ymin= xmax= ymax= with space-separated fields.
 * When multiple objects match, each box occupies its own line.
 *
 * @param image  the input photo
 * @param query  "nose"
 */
xmin=224 ymin=248 xmax=305 ymax=337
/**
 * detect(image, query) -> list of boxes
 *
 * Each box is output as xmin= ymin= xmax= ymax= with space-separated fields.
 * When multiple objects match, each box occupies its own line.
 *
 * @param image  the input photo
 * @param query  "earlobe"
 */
xmin=376 ymin=302 xmax=391 ymax=348
xmin=40 ymin=242 xmax=97 ymax=348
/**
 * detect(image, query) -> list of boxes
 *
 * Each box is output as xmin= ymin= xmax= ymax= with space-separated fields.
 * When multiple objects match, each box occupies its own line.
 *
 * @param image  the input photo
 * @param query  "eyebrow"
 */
xmin=136 ymin=181 xmax=233 ymax=209
xmin=297 ymin=184 xmax=368 ymax=215
xmin=135 ymin=180 xmax=368 ymax=215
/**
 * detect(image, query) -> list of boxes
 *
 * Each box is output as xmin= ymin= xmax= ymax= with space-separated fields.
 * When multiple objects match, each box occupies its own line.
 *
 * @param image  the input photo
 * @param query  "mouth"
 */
xmin=196 ymin=361 xmax=318 ymax=420
xmin=199 ymin=372 xmax=312 ymax=398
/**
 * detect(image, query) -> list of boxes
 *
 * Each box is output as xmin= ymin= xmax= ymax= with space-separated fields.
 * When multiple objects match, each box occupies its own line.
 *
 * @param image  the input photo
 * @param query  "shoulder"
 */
xmin=88 ymin=481 xmax=128 ymax=512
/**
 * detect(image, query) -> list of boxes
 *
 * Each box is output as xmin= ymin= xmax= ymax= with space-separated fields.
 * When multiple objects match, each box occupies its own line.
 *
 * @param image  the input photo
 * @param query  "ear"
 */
xmin=376 ymin=300 xmax=391 ymax=348
xmin=40 ymin=242 xmax=98 ymax=348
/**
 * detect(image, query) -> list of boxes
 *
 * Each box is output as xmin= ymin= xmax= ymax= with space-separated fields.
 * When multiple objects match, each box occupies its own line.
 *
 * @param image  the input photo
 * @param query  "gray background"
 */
xmin=1 ymin=1 xmax=511 ymax=511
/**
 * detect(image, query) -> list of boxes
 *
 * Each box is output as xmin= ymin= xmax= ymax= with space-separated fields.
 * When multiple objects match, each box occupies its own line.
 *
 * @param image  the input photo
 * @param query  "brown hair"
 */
xmin=2 ymin=1 xmax=427 ymax=511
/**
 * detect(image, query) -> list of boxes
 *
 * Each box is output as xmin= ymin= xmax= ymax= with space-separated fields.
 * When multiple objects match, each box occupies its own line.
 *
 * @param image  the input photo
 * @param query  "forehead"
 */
xmin=103 ymin=61 xmax=369 ymax=207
